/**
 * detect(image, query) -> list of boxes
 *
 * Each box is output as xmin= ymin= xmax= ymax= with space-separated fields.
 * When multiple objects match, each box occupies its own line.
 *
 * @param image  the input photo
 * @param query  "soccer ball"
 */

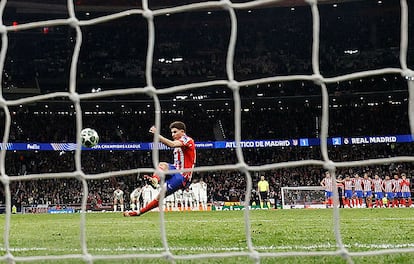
xmin=80 ymin=128 xmax=99 ymax=148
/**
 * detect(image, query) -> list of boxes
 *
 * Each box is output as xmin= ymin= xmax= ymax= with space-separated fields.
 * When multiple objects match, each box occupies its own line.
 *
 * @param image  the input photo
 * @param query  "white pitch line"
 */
xmin=2 ymin=243 xmax=414 ymax=253
xmin=346 ymin=218 xmax=414 ymax=221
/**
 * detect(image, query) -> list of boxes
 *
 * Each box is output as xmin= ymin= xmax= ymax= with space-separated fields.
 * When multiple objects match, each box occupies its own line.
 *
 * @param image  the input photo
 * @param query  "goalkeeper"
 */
xmin=124 ymin=121 xmax=196 ymax=217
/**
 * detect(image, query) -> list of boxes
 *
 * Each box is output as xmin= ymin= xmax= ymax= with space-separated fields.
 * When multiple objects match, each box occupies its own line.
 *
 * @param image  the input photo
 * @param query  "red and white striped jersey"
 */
xmin=383 ymin=179 xmax=394 ymax=193
xmin=392 ymin=178 xmax=403 ymax=192
xmin=353 ymin=178 xmax=363 ymax=191
xmin=401 ymin=179 xmax=411 ymax=193
xmin=173 ymin=134 xmax=196 ymax=181
xmin=372 ymin=178 xmax=383 ymax=192
xmin=321 ymin=176 xmax=333 ymax=192
xmin=362 ymin=178 xmax=372 ymax=191
xmin=344 ymin=179 xmax=353 ymax=190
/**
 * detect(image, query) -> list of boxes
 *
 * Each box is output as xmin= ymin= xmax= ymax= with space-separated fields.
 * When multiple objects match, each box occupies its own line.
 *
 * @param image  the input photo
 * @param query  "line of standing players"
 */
xmin=321 ymin=171 xmax=413 ymax=208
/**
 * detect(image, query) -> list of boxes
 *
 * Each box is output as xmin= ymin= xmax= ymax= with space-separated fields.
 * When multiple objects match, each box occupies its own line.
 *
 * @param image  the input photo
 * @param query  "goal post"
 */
xmin=281 ymin=186 xmax=326 ymax=209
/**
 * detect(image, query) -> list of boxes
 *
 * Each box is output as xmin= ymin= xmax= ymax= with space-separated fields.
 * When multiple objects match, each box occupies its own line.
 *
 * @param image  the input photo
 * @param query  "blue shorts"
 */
xmin=165 ymin=164 xmax=189 ymax=196
xmin=395 ymin=192 xmax=402 ymax=198
xmin=325 ymin=191 xmax=333 ymax=198
xmin=402 ymin=192 xmax=411 ymax=198
xmin=364 ymin=191 xmax=372 ymax=197
xmin=386 ymin=192 xmax=394 ymax=199
xmin=345 ymin=190 xmax=353 ymax=199
xmin=355 ymin=191 xmax=363 ymax=198
xmin=375 ymin=192 xmax=384 ymax=199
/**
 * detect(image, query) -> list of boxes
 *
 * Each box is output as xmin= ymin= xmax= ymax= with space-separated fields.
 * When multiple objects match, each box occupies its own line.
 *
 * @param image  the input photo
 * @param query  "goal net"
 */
xmin=0 ymin=0 xmax=413 ymax=263
xmin=281 ymin=186 xmax=326 ymax=209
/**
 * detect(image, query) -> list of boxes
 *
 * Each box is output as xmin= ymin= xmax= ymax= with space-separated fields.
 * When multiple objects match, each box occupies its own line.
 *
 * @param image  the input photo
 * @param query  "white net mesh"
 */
xmin=0 ymin=0 xmax=413 ymax=263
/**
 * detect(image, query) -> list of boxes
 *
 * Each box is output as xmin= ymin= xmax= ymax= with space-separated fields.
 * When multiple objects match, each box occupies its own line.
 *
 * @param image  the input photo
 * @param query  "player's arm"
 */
xmin=149 ymin=125 xmax=183 ymax=148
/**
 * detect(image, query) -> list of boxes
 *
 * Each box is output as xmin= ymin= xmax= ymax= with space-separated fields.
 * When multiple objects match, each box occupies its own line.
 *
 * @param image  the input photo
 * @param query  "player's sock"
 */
xmin=120 ymin=204 xmax=124 ymax=212
xmin=267 ymin=201 xmax=271 ymax=209
xmin=130 ymin=203 xmax=136 ymax=210
xmin=408 ymin=199 xmax=412 ymax=207
xmin=401 ymin=199 xmax=406 ymax=207
xmin=140 ymin=199 xmax=159 ymax=215
xmin=113 ymin=205 xmax=117 ymax=212
xmin=260 ymin=201 xmax=264 ymax=209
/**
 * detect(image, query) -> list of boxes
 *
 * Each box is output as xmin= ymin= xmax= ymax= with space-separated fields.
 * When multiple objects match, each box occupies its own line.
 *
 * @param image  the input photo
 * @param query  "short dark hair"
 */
xmin=169 ymin=121 xmax=186 ymax=132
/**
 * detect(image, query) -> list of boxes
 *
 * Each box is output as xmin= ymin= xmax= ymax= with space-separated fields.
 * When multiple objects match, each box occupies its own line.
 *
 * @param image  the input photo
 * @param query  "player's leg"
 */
xmin=398 ymin=192 xmax=404 ymax=207
xmin=184 ymin=197 xmax=189 ymax=211
xmin=357 ymin=191 xmax=363 ymax=208
xmin=368 ymin=193 xmax=373 ymax=208
xmin=399 ymin=192 xmax=406 ymax=207
xmin=120 ymin=198 xmax=124 ymax=212
xmin=130 ymin=194 xmax=136 ymax=211
xmin=260 ymin=192 xmax=269 ymax=209
xmin=124 ymin=169 xmax=187 ymax=217
xmin=114 ymin=198 xmax=118 ymax=212
xmin=386 ymin=193 xmax=393 ymax=208
xmin=174 ymin=197 xmax=178 ymax=210
xmin=403 ymin=192 xmax=412 ymax=207
xmin=378 ymin=192 xmax=384 ymax=207
xmin=326 ymin=191 xmax=333 ymax=208
xmin=344 ymin=190 xmax=352 ymax=208
xmin=189 ymin=198 xmax=193 ymax=211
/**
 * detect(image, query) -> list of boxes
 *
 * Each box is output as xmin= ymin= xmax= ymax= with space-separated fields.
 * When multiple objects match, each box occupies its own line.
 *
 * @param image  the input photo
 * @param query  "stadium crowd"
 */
xmin=2 ymin=1 xmax=409 ymax=93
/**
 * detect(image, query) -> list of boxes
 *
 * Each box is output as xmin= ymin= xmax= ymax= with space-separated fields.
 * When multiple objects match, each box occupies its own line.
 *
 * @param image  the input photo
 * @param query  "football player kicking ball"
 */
xmin=124 ymin=121 xmax=196 ymax=217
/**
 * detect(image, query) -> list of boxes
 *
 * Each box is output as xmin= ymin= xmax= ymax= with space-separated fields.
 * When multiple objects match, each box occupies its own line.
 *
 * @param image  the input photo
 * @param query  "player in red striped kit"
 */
xmin=372 ymin=174 xmax=384 ymax=208
xmin=392 ymin=174 xmax=403 ymax=207
xmin=340 ymin=174 xmax=353 ymax=208
xmin=352 ymin=173 xmax=364 ymax=208
xmin=124 ymin=121 xmax=196 ymax=217
xmin=400 ymin=173 xmax=412 ymax=207
xmin=362 ymin=173 xmax=373 ymax=208
xmin=383 ymin=175 xmax=395 ymax=208
xmin=320 ymin=171 xmax=333 ymax=208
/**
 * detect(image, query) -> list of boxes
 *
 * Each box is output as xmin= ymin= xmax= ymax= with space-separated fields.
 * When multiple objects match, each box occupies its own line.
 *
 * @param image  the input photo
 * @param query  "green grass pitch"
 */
xmin=1 ymin=208 xmax=413 ymax=263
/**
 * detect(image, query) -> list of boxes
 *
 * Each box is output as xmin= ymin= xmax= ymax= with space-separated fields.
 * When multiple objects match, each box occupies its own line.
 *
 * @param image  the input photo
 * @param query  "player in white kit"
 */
xmin=130 ymin=187 xmax=142 ymax=211
xmin=164 ymin=193 xmax=175 ymax=212
xmin=199 ymin=178 xmax=208 ymax=211
xmin=141 ymin=184 xmax=153 ymax=208
xmin=113 ymin=186 xmax=124 ymax=212
xmin=174 ymin=189 xmax=183 ymax=211
xmin=182 ymin=187 xmax=194 ymax=211
xmin=190 ymin=180 xmax=201 ymax=210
